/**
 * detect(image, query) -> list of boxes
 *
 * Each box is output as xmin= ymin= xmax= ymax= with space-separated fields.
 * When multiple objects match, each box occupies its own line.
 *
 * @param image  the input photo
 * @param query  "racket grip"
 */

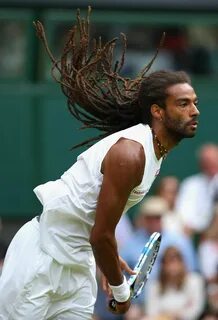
xmin=109 ymin=298 xmax=117 ymax=311
xmin=109 ymin=297 xmax=130 ymax=312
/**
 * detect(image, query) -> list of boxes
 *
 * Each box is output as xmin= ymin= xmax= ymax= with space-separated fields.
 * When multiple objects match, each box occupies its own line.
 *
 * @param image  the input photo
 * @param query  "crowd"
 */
xmin=94 ymin=142 xmax=218 ymax=320
xmin=0 ymin=142 xmax=218 ymax=319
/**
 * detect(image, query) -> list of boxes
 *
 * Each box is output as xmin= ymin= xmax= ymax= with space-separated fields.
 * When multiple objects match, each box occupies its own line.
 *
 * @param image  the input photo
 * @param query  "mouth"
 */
xmin=188 ymin=120 xmax=198 ymax=129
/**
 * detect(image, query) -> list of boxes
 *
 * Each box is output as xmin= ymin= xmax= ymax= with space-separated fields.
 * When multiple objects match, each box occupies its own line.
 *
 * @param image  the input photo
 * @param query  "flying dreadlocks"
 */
xmin=34 ymin=7 xmax=164 ymax=148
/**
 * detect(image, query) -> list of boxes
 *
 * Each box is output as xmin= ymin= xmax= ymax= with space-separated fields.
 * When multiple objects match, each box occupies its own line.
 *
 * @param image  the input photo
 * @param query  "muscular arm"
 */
xmin=89 ymin=138 xmax=145 ymax=286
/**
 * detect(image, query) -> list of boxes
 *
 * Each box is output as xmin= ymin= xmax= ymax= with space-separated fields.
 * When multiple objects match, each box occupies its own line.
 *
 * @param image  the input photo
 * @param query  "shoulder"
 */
xmin=103 ymin=138 xmax=145 ymax=183
xmin=108 ymin=137 xmax=145 ymax=167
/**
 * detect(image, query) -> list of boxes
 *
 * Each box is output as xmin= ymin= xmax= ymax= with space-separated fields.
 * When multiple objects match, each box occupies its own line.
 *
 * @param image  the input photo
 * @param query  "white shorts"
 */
xmin=0 ymin=217 xmax=97 ymax=320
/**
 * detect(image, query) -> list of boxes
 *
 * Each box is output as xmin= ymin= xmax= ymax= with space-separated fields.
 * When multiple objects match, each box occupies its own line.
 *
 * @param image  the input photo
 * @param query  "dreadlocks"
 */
xmin=34 ymin=7 xmax=165 ymax=148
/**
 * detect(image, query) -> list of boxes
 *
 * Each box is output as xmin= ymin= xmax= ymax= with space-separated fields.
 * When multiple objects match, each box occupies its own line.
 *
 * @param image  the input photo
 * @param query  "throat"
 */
xmin=151 ymin=128 xmax=168 ymax=159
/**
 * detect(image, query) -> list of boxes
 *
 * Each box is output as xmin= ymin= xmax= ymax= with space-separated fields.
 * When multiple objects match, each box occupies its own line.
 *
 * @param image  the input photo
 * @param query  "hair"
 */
xmin=159 ymin=246 xmax=186 ymax=293
xmin=34 ymin=7 xmax=191 ymax=148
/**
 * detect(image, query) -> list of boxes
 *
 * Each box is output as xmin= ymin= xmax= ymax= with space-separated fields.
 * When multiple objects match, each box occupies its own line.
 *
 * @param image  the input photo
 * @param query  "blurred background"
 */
xmin=0 ymin=1 xmax=218 ymax=318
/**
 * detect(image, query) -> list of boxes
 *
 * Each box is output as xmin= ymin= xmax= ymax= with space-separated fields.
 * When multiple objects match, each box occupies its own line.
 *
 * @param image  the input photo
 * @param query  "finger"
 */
xmin=120 ymin=259 xmax=136 ymax=275
xmin=124 ymin=264 xmax=136 ymax=275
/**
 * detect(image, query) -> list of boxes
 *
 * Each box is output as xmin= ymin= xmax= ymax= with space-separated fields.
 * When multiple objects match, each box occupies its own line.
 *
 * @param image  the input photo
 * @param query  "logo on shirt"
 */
xmin=132 ymin=189 xmax=148 ymax=195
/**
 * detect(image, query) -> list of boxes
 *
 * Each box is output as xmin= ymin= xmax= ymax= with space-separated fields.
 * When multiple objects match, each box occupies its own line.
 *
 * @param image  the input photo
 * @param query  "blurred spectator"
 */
xmin=120 ymin=196 xmax=198 ymax=318
xmin=156 ymin=176 xmax=185 ymax=235
xmin=198 ymin=310 xmax=218 ymax=320
xmin=115 ymin=214 xmax=134 ymax=251
xmin=0 ymin=22 xmax=26 ymax=79
xmin=163 ymin=27 xmax=191 ymax=72
xmin=176 ymin=143 xmax=218 ymax=236
xmin=95 ymin=196 xmax=198 ymax=319
xmin=206 ymin=281 xmax=218 ymax=316
xmin=198 ymin=204 xmax=218 ymax=283
xmin=123 ymin=304 xmax=145 ymax=320
xmin=187 ymin=26 xmax=214 ymax=75
xmin=122 ymin=196 xmax=198 ymax=279
xmin=145 ymin=246 xmax=205 ymax=320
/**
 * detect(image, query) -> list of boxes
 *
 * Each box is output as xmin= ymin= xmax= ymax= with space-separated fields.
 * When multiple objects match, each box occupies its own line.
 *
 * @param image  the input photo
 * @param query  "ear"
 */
xmin=151 ymin=104 xmax=164 ymax=121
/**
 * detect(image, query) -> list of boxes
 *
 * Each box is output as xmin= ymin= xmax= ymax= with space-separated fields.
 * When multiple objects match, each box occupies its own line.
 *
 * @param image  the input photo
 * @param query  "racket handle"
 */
xmin=109 ymin=298 xmax=130 ymax=312
xmin=109 ymin=298 xmax=117 ymax=311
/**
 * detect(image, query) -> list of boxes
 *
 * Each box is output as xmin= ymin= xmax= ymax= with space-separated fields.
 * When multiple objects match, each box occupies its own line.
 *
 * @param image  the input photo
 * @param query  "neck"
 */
xmin=151 ymin=128 xmax=168 ymax=159
xmin=151 ymin=126 xmax=180 ymax=160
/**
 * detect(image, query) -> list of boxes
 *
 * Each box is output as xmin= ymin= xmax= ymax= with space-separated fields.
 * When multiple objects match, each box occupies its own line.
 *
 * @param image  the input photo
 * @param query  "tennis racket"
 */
xmin=109 ymin=232 xmax=161 ymax=310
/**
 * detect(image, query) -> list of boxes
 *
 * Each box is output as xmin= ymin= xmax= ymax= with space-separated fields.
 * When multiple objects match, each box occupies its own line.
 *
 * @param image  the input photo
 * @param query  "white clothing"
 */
xmin=198 ymin=240 xmax=218 ymax=280
xmin=146 ymin=273 xmax=205 ymax=320
xmin=176 ymin=173 xmax=215 ymax=231
xmin=162 ymin=209 xmax=185 ymax=235
xmin=0 ymin=218 xmax=97 ymax=320
xmin=34 ymin=124 xmax=162 ymax=266
xmin=0 ymin=124 xmax=162 ymax=319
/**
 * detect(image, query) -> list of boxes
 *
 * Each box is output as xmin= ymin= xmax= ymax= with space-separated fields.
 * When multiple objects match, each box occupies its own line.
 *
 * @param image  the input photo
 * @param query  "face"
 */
xmin=143 ymin=215 xmax=162 ymax=233
xmin=199 ymin=145 xmax=218 ymax=177
xmin=158 ymin=177 xmax=179 ymax=209
xmin=162 ymin=83 xmax=200 ymax=140
xmin=162 ymin=249 xmax=184 ymax=276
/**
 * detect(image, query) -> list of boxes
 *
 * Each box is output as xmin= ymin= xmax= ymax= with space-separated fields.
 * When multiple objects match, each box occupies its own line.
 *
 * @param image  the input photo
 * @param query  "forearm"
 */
xmin=90 ymin=232 xmax=123 ymax=285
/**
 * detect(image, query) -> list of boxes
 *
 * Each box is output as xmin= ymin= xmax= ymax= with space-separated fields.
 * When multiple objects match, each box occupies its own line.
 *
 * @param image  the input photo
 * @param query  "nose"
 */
xmin=191 ymin=103 xmax=200 ymax=117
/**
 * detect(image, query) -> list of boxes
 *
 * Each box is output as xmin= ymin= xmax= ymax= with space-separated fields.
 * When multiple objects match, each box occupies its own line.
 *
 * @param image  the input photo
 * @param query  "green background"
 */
xmin=0 ymin=9 xmax=218 ymax=218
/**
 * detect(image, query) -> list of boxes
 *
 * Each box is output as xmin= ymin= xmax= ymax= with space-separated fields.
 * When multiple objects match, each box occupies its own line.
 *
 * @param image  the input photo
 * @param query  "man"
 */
xmin=0 ymin=8 xmax=199 ymax=320
xmin=156 ymin=176 xmax=184 ymax=234
xmin=176 ymin=143 xmax=218 ymax=235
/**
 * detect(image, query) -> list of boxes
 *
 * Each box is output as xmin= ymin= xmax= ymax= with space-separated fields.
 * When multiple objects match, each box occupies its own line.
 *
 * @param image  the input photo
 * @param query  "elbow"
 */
xmin=89 ymin=229 xmax=114 ymax=251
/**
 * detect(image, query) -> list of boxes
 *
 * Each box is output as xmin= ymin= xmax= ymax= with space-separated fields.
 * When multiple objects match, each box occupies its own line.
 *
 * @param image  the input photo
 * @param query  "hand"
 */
xmin=119 ymin=256 xmax=136 ymax=276
xmin=108 ymin=297 xmax=131 ymax=315
xmin=101 ymin=256 xmax=135 ymax=297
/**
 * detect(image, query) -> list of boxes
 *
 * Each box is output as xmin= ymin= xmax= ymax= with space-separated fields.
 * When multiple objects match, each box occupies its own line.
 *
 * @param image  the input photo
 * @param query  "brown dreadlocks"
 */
xmin=34 ymin=7 xmax=165 ymax=148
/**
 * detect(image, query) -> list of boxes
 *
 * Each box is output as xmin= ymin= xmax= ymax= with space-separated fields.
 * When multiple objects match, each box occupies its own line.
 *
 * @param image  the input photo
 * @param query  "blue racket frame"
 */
xmin=128 ymin=232 xmax=161 ymax=298
xmin=109 ymin=232 xmax=161 ymax=311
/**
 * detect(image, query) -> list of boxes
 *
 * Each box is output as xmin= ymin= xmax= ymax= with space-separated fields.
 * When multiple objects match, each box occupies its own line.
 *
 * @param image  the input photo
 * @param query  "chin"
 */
xmin=173 ymin=130 xmax=196 ymax=140
xmin=185 ymin=132 xmax=197 ymax=138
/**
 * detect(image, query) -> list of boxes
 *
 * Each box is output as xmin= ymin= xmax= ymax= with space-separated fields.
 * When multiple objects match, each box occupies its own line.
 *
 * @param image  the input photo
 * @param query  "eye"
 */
xmin=194 ymin=100 xmax=199 ymax=107
xmin=179 ymin=101 xmax=188 ymax=107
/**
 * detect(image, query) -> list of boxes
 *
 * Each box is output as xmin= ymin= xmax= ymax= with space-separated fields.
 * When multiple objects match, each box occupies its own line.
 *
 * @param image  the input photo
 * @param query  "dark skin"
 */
xmin=151 ymin=83 xmax=200 ymax=155
xmin=89 ymin=82 xmax=200 ymax=314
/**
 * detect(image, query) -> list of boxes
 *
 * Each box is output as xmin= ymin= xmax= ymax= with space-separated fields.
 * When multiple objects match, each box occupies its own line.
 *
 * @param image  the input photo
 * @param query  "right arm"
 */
xmin=89 ymin=138 xmax=145 ymax=313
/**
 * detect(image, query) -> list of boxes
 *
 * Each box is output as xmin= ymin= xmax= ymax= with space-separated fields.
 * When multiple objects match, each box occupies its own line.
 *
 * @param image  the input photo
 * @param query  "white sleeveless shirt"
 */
xmin=34 ymin=124 xmax=162 ymax=265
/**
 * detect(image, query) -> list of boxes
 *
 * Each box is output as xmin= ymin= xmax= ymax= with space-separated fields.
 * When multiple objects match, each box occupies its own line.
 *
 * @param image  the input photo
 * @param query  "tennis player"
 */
xmin=0 ymin=9 xmax=200 ymax=320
